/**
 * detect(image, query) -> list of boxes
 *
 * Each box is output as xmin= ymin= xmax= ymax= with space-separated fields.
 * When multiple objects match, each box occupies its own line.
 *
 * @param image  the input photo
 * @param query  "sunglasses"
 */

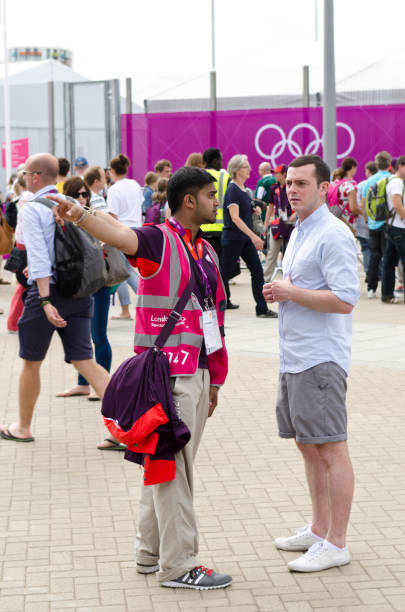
xmin=72 ymin=191 xmax=90 ymax=199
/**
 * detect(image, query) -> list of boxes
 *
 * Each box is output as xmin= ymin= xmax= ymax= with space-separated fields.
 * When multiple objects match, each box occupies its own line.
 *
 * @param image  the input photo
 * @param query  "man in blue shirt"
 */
xmin=263 ymin=155 xmax=360 ymax=573
xmin=361 ymin=151 xmax=392 ymax=299
xmin=0 ymin=153 xmax=110 ymax=445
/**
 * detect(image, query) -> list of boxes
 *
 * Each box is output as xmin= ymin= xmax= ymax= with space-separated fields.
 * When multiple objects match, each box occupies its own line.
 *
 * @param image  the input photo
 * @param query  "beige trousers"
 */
xmin=263 ymin=232 xmax=283 ymax=283
xmin=135 ymin=368 xmax=210 ymax=582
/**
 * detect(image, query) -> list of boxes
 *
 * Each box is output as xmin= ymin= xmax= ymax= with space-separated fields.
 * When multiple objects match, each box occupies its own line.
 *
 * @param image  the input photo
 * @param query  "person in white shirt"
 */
xmin=381 ymin=156 xmax=405 ymax=303
xmin=107 ymin=154 xmax=142 ymax=319
xmin=263 ymin=155 xmax=360 ymax=574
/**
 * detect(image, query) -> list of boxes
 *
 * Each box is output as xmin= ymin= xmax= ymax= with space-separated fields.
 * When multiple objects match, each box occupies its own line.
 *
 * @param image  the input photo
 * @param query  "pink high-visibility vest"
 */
xmin=133 ymin=223 xmax=228 ymax=384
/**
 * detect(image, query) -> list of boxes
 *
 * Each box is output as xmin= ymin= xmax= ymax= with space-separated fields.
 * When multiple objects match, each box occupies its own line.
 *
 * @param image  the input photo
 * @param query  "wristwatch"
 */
xmin=39 ymin=295 xmax=52 ymax=307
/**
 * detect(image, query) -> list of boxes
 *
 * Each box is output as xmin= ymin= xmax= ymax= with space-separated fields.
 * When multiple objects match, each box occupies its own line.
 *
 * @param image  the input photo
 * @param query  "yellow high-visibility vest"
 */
xmin=201 ymin=168 xmax=230 ymax=233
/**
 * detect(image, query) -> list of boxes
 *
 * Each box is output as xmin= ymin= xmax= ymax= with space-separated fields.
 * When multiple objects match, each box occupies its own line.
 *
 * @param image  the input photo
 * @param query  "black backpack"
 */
xmin=36 ymin=197 xmax=107 ymax=299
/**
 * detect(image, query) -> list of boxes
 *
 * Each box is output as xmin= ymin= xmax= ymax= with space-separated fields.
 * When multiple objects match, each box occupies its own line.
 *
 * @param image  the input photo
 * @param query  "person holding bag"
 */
xmin=47 ymin=167 xmax=232 ymax=591
xmin=0 ymin=153 xmax=110 ymax=446
xmin=220 ymin=154 xmax=277 ymax=317
xmin=56 ymin=177 xmax=124 ymax=409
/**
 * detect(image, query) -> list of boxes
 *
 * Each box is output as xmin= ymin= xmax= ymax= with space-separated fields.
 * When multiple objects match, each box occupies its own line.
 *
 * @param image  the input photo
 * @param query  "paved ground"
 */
xmin=1 ymin=266 xmax=405 ymax=612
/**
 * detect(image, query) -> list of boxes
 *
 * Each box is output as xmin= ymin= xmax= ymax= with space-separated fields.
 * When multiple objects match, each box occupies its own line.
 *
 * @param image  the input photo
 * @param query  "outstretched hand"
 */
xmin=46 ymin=195 xmax=82 ymax=225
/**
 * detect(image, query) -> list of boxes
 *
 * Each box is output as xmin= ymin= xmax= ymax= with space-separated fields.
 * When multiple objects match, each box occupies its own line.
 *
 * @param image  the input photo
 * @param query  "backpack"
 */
xmin=365 ymin=176 xmax=400 ymax=222
xmin=36 ymin=197 xmax=107 ymax=299
xmin=144 ymin=201 xmax=165 ymax=225
xmin=326 ymin=179 xmax=347 ymax=217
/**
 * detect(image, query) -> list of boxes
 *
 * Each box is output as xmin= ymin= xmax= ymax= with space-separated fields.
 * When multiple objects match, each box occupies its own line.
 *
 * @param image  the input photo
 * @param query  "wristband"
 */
xmin=74 ymin=208 xmax=88 ymax=225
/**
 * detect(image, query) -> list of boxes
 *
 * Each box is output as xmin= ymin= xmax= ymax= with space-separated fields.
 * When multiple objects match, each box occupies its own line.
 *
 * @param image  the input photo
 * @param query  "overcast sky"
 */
xmin=6 ymin=0 xmax=405 ymax=97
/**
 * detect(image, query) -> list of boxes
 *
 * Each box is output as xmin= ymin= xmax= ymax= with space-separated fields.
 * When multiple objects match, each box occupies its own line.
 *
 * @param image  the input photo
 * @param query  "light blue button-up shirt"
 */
xmin=278 ymin=204 xmax=360 ymax=375
xmin=20 ymin=185 xmax=59 ymax=285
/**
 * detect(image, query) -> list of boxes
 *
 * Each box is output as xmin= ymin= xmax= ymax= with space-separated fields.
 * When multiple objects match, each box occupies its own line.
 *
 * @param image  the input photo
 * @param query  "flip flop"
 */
xmin=56 ymin=389 xmax=90 ymax=397
xmin=0 ymin=426 xmax=35 ymax=443
xmin=97 ymin=438 xmax=126 ymax=451
xmin=0 ymin=279 xmax=11 ymax=285
xmin=87 ymin=394 xmax=101 ymax=402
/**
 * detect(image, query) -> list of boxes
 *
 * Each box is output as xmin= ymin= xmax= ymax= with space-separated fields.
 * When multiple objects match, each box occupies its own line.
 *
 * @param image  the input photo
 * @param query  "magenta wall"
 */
xmin=121 ymin=105 xmax=405 ymax=186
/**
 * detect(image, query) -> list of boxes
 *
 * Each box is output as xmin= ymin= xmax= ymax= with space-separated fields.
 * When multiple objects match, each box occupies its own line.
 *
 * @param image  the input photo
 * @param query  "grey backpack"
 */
xmin=36 ymin=197 xmax=107 ymax=299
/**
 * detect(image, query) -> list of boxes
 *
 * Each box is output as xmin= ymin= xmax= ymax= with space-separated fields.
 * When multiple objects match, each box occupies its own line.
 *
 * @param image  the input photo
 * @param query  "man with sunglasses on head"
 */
xmin=0 ymin=153 xmax=109 ymax=445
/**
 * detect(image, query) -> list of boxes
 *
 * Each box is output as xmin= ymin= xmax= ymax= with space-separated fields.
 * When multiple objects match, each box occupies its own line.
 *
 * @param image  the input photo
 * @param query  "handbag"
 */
xmin=0 ymin=209 xmax=14 ymax=255
xmin=103 ymin=244 xmax=130 ymax=287
xmin=4 ymin=246 xmax=27 ymax=273
xmin=252 ymin=212 xmax=264 ymax=236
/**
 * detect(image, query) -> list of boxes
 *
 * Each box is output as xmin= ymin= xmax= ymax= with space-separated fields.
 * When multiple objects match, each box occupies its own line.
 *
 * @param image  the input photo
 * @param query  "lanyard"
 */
xmin=167 ymin=217 xmax=214 ymax=302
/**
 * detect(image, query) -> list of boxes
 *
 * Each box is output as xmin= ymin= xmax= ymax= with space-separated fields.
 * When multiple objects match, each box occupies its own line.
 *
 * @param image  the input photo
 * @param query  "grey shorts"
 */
xmin=276 ymin=361 xmax=347 ymax=444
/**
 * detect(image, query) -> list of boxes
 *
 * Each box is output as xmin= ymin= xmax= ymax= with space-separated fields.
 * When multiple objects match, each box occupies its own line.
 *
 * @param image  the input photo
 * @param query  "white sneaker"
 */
xmin=287 ymin=540 xmax=350 ymax=572
xmin=367 ymin=289 xmax=376 ymax=299
xmin=274 ymin=524 xmax=323 ymax=551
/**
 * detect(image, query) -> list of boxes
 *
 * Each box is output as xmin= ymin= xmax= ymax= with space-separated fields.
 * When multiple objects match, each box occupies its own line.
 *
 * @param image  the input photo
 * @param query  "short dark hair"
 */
xmin=396 ymin=156 xmax=405 ymax=170
xmin=365 ymin=161 xmax=378 ymax=175
xmin=202 ymin=147 xmax=222 ymax=167
xmin=84 ymin=166 xmax=102 ymax=189
xmin=58 ymin=157 xmax=70 ymax=177
xmin=288 ymin=155 xmax=330 ymax=184
xmin=167 ymin=167 xmax=214 ymax=214
xmin=375 ymin=151 xmax=391 ymax=170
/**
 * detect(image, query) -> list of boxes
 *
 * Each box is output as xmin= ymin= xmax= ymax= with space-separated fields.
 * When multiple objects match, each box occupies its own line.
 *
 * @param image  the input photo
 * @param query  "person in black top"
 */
xmin=263 ymin=165 xmax=295 ymax=283
xmin=220 ymin=155 xmax=278 ymax=318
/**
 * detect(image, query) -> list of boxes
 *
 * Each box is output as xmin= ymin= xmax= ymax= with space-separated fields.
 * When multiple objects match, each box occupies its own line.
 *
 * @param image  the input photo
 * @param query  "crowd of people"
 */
xmin=0 ymin=143 xmax=402 ymax=590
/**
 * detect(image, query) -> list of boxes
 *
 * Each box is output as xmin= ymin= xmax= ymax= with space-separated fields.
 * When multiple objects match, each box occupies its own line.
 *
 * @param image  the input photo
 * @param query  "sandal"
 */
xmin=0 ymin=425 xmax=35 ymax=443
xmin=56 ymin=387 xmax=90 ymax=397
xmin=97 ymin=438 xmax=127 ymax=451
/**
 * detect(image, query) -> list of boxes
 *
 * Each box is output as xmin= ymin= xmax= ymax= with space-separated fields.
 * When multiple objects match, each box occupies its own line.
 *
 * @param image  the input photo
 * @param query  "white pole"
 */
xmin=1 ymin=0 xmax=11 ymax=185
xmin=211 ymin=0 xmax=216 ymax=69
xmin=323 ymin=0 xmax=336 ymax=172
xmin=210 ymin=0 xmax=217 ymax=111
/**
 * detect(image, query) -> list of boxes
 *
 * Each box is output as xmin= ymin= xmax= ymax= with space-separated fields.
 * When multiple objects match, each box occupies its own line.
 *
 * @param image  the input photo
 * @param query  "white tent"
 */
xmin=136 ymin=56 xmax=405 ymax=112
xmin=0 ymin=58 xmax=88 ymax=85
xmin=0 ymin=60 xmax=126 ymax=188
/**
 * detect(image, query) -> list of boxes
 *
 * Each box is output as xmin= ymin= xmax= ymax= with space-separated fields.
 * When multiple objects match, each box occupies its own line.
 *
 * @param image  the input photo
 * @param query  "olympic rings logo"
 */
xmin=254 ymin=122 xmax=355 ymax=167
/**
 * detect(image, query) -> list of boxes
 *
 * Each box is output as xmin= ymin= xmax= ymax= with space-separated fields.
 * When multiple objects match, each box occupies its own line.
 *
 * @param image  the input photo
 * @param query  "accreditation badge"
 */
xmin=202 ymin=308 xmax=222 ymax=355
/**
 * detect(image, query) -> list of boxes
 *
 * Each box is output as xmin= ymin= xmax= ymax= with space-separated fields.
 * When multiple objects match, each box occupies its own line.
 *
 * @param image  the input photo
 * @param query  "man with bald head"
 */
xmin=0 ymin=153 xmax=109 ymax=444
xmin=254 ymin=162 xmax=276 ymax=208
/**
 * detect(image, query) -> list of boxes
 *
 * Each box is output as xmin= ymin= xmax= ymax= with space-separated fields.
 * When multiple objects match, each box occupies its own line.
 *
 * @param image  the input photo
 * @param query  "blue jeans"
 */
xmin=357 ymin=236 xmax=370 ymax=275
xmin=220 ymin=238 xmax=268 ymax=315
xmin=382 ymin=225 xmax=405 ymax=300
xmin=78 ymin=286 xmax=112 ymax=386
xmin=117 ymin=253 xmax=139 ymax=306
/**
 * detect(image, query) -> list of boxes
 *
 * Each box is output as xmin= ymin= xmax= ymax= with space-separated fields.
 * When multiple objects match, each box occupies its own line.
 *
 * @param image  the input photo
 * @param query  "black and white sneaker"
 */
xmin=161 ymin=565 xmax=232 ymax=590
xmin=136 ymin=563 xmax=160 ymax=574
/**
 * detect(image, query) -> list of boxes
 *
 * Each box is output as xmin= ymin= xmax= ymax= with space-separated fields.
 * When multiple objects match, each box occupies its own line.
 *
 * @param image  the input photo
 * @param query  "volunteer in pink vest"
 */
xmin=48 ymin=167 xmax=232 ymax=591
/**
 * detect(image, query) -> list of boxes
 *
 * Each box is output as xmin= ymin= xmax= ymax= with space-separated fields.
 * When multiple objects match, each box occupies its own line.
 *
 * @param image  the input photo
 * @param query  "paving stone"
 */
xmin=1 ymin=271 xmax=405 ymax=610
